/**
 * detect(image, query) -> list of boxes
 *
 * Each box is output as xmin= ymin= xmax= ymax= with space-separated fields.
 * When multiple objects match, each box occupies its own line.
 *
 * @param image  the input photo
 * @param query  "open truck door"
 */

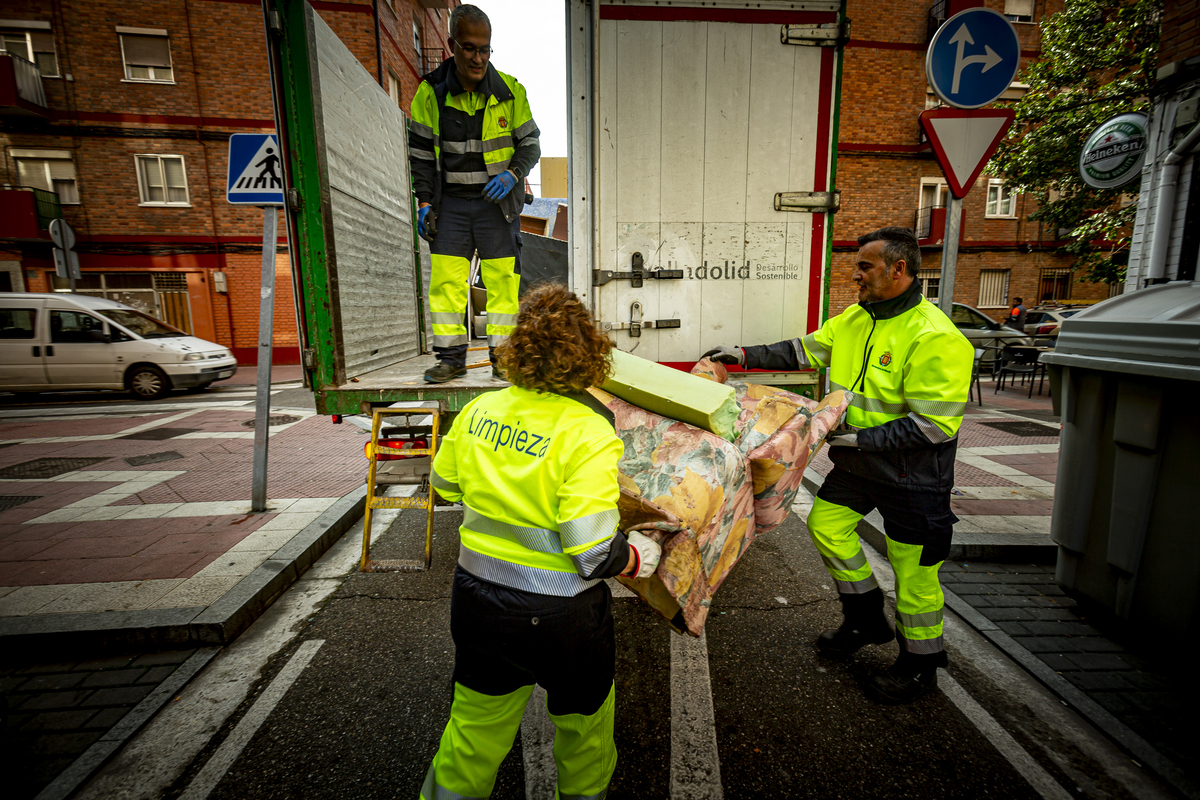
xmin=566 ymin=2 xmax=843 ymax=394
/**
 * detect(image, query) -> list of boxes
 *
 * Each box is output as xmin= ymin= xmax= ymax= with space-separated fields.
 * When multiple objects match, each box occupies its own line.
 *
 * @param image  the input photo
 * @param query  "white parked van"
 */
xmin=0 ymin=293 xmax=238 ymax=400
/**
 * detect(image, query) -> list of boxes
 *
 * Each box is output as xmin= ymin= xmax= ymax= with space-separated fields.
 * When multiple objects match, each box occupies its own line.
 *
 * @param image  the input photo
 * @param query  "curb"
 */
xmin=799 ymin=467 xmax=1197 ymax=800
xmin=31 ymin=648 xmax=221 ymax=800
xmin=0 ymin=486 xmax=368 ymax=652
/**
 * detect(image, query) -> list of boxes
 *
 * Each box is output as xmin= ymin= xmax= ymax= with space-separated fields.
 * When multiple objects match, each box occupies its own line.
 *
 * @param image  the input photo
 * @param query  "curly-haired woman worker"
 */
xmin=419 ymin=284 xmax=661 ymax=800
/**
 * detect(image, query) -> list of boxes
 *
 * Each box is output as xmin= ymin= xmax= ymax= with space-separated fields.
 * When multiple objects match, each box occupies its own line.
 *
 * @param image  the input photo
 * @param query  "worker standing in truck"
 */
xmin=703 ymin=227 xmax=973 ymax=704
xmin=419 ymin=284 xmax=661 ymax=799
xmin=408 ymin=4 xmax=540 ymax=383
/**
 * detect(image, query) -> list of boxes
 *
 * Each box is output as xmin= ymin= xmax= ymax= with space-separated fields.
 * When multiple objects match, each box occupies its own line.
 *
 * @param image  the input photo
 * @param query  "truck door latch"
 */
xmin=593 ymin=252 xmax=685 ymax=287
xmin=774 ymin=191 xmax=841 ymax=213
xmin=780 ymin=20 xmax=849 ymax=47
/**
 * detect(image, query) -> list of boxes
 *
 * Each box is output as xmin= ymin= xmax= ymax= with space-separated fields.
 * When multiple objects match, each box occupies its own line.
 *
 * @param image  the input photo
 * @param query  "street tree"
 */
xmin=991 ymin=0 xmax=1161 ymax=287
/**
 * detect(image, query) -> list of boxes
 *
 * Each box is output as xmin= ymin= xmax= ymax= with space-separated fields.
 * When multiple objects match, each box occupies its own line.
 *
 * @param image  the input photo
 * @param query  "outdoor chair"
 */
xmin=994 ymin=346 xmax=1039 ymax=397
xmin=968 ymin=347 xmax=984 ymax=406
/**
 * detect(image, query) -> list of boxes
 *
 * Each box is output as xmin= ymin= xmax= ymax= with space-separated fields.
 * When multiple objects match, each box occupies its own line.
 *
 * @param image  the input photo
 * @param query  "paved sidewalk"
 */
xmin=0 ymin=396 xmax=368 ymax=635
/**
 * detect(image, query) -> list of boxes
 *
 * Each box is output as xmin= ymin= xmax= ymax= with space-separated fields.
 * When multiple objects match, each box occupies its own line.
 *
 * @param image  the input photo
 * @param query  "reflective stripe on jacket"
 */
xmin=743 ymin=282 xmax=973 ymax=491
xmin=431 ymin=387 xmax=629 ymax=596
xmin=409 ymin=59 xmax=540 ymax=222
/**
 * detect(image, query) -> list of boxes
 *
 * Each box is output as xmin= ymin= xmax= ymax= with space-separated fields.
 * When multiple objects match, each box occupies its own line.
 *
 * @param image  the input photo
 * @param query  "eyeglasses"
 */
xmin=455 ymin=42 xmax=492 ymax=57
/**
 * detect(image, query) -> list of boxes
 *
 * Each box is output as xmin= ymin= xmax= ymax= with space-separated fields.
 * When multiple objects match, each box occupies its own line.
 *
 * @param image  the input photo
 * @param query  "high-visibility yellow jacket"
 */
xmin=742 ymin=282 xmax=973 ymax=491
xmin=431 ymin=387 xmax=631 ymax=596
xmin=409 ymin=59 xmax=540 ymax=223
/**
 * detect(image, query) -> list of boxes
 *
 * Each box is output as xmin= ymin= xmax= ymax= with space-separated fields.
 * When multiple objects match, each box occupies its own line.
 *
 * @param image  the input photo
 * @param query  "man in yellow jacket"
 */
xmin=704 ymin=227 xmax=973 ymax=704
xmin=409 ymin=4 xmax=540 ymax=383
xmin=421 ymin=284 xmax=661 ymax=799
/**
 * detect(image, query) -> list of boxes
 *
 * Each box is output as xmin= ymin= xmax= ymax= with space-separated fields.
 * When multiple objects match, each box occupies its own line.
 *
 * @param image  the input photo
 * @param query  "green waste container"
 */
xmin=1041 ymin=282 xmax=1200 ymax=642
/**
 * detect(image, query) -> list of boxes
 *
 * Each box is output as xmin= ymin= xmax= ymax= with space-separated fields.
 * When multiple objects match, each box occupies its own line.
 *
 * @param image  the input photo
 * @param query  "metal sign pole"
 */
xmin=251 ymin=206 xmax=278 ymax=512
xmin=937 ymin=195 xmax=963 ymax=318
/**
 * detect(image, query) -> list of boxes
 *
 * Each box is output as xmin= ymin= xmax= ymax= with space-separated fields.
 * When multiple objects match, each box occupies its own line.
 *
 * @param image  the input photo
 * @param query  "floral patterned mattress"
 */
xmin=588 ymin=360 xmax=852 ymax=636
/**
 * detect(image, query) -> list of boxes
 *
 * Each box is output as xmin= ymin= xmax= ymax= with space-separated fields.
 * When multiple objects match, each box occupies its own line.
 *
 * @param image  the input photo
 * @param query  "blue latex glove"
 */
xmin=483 ymin=170 xmax=517 ymax=202
xmin=417 ymin=204 xmax=437 ymax=242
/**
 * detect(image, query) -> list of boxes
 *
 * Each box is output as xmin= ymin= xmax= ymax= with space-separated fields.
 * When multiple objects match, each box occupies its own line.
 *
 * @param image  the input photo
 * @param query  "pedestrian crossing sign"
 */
xmin=226 ymin=133 xmax=286 ymax=206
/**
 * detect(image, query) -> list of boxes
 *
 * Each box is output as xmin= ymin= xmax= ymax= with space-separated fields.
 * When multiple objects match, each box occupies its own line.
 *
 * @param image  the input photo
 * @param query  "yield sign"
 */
xmin=919 ymin=108 xmax=1015 ymax=198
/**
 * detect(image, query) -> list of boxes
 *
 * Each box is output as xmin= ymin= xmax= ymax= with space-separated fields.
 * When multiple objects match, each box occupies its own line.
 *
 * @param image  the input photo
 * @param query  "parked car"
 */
xmin=1022 ymin=307 xmax=1084 ymax=339
xmin=949 ymin=302 xmax=1034 ymax=363
xmin=0 ymin=293 xmax=238 ymax=400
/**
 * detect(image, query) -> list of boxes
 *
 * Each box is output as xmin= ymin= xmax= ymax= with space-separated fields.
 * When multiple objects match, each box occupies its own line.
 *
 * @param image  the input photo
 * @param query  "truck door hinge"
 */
xmin=774 ymin=190 xmax=841 ymax=213
xmin=780 ymin=20 xmax=849 ymax=47
xmin=267 ymin=9 xmax=283 ymax=37
xmin=288 ymin=188 xmax=302 ymax=211
xmin=302 ymin=348 xmax=316 ymax=369
xmin=593 ymin=251 xmax=684 ymax=287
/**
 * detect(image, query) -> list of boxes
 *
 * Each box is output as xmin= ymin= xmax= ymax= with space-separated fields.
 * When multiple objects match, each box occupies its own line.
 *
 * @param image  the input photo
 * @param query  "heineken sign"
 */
xmin=1079 ymin=112 xmax=1148 ymax=189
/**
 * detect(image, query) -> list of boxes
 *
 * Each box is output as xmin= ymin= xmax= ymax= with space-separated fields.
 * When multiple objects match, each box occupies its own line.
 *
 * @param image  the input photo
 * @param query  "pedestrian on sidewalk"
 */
xmin=419 ymin=284 xmax=661 ymax=799
xmin=1008 ymin=297 xmax=1027 ymax=329
xmin=702 ymin=227 xmax=973 ymax=704
xmin=409 ymin=3 xmax=540 ymax=383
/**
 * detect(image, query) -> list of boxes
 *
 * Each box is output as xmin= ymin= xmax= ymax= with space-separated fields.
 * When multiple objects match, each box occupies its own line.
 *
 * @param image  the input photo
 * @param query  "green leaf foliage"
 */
xmin=991 ymin=0 xmax=1161 ymax=284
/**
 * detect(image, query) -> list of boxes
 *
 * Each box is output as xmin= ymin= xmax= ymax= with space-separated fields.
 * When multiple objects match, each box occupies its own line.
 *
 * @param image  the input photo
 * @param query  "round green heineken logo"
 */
xmin=1079 ymin=112 xmax=1148 ymax=189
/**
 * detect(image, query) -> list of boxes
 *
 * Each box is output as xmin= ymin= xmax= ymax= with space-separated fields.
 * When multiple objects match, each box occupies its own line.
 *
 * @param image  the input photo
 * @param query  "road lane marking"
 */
xmin=670 ymin=630 xmax=723 ymax=800
xmin=939 ymin=672 xmax=1075 ymax=800
xmin=178 ymin=639 xmax=325 ymax=800
xmin=521 ymin=686 xmax=557 ymax=800
xmin=791 ymin=489 xmax=1074 ymax=800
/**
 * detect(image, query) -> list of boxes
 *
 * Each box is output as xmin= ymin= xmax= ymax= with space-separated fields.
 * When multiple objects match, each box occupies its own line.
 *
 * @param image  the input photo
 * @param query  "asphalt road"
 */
xmin=149 ymin=510 xmax=1112 ymax=800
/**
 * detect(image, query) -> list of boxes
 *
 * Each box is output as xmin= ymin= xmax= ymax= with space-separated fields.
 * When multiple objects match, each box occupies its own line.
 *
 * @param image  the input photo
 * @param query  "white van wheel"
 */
xmin=128 ymin=366 xmax=171 ymax=400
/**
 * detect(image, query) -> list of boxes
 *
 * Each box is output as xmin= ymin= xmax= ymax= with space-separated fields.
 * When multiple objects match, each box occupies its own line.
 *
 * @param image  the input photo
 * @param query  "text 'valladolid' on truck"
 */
xmin=262 ymin=0 xmax=846 ymax=416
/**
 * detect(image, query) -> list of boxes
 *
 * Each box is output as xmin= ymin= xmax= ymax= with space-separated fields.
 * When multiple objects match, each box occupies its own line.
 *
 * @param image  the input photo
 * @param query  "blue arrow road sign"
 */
xmin=926 ymin=7 xmax=1020 ymax=110
xmin=227 ymin=133 xmax=285 ymax=206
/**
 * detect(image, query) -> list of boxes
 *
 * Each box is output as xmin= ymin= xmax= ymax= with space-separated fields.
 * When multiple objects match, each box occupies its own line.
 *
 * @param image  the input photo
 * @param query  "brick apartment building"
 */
xmin=831 ymin=0 xmax=1115 ymax=321
xmin=2 ymin=0 xmax=1123 ymax=369
xmin=0 ymin=0 xmax=457 ymax=364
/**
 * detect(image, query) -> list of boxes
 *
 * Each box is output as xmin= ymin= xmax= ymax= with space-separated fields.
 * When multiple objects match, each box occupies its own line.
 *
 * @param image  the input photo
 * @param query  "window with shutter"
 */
xmin=14 ymin=155 xmax=79 ymax=204
xmin=917 ymin=268 xmax=941 ymax=303
xmin=978 ymin=269 xmax=1011 ymax=308
xmin=120 ymin=33 xmax=173 ymax=82
xmin=135 ymin=155 xmax=190 ymax=206
xmin=29 ymin=31 xmax=58 ymax=76
xmin=1004 ymin=0 xmax=1034 ymax=21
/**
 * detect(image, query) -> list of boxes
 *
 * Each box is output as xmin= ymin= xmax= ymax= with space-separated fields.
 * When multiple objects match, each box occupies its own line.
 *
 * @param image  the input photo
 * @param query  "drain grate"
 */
xmin=124 ymin=451 xmax=185 ymax=467
xmin=241 ymin=415 xmax=302 ymax=428
xmin=0 ymin=495 xmax=41 ymax=512
xmin=978 ymin=420 xmax=1060 ymax=437
xmin=119 ymin=428 xmax=199 ymax=441
xmin=0 ymin=457 xmax=111 ymax=480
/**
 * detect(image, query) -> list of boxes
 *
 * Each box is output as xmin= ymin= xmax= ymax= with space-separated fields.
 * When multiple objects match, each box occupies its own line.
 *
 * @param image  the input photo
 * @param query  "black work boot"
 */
xmin=865 ymin=650 xmax=947 ymax=705
xmin=815 ymin=588 xmax=894 ymax=659
xmin=424 ymin=361 xmax=467 ymax=384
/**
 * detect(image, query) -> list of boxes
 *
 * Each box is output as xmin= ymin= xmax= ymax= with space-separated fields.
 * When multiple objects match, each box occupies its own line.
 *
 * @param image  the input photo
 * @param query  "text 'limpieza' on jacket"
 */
xmin=431 ymin=387 xmax=631 ymax=597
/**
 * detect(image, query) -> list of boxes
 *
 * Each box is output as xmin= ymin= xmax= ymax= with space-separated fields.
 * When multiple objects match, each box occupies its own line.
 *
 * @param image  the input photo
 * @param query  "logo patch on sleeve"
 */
xmin=879 ymin=351 xmax=892 ymax=367
xmin=498 ymin=116 xmax=508 ymax=129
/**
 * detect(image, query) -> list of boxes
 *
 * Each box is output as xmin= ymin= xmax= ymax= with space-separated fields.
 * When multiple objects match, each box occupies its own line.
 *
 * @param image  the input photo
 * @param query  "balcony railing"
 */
xmin=0 ymin=186 xmax=61 ymax=239
xmin=420 ymin=47 xmax=447 ymax=76
xmin=31 ymin=187 xmax=63 ymax=229
xmin=0 ymin=53 xmax=48 ymax=112
xmin=915 ymin=204 xmax=942 ymax=240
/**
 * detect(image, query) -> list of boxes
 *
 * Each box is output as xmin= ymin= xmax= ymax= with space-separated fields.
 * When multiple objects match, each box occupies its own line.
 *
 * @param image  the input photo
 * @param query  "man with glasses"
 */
xmin=409 ymin=4 xmax=540 ymax=383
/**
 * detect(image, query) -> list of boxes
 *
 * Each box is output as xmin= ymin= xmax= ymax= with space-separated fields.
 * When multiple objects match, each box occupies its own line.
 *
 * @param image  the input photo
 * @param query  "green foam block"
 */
xmin=602 ymin=349 xmax=740 ymax=442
